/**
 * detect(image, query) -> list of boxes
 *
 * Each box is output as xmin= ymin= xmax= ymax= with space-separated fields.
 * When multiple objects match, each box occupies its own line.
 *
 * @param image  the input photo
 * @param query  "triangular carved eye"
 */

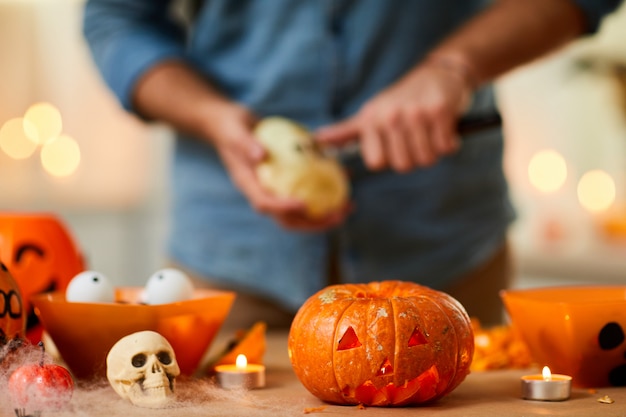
xmin=376 ymin=357 xmax=394 ymax=376
xmin=408 ymin=326 xmax=428 ymax=347
xmin=337 ymin=326 xmax=362 ymax=350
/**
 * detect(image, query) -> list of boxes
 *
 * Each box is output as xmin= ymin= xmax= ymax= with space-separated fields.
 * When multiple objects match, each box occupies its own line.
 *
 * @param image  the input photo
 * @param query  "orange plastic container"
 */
xmin=32 ymin=287 xmax=235 ymax=380
xmin=501 ymin=286 xmax=626 ymax=388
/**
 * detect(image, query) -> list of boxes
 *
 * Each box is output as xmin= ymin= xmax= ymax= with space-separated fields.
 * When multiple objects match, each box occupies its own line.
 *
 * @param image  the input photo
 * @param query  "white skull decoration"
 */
xmin=106 ymin=330 xmax=180 ymax=408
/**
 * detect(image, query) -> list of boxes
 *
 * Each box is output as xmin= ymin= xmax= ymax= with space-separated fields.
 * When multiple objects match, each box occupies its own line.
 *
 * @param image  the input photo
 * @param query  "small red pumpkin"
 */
xmin=288 ymin=281 xmax=474 ymax=406
xmin=0 ymin=261 xmax=26 ymax=343
xmin=8 ymin=342 xmax=74 ymax=412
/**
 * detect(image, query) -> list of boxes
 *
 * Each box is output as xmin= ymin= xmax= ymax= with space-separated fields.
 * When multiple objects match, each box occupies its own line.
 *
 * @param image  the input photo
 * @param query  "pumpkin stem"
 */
xmin=38 ymin=341 xmax=45 ymax=367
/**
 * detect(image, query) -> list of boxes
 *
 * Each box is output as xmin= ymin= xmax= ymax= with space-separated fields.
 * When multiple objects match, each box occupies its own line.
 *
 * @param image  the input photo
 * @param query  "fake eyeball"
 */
xmin=66 ymin=270 xmax=115 ymax=303
xmin=143 ymin=268 xmax=194 ymax=305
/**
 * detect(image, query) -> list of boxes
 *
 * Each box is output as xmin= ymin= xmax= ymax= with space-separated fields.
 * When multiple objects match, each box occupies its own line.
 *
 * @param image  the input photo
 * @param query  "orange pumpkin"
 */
xmin=0 ymin=213 xmax=84 ymax=342
xmin=288 ymin=281 xmax=474 ymax=406
xmin=0 ymin=262 xmax=26 ymax=343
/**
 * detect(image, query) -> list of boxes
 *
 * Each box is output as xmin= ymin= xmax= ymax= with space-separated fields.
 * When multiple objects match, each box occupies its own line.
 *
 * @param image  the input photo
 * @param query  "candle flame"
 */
xmin=236 ymin=354 xmax=248 ymax=369
xmin=542 ymin=366 xmax=552 ymax=381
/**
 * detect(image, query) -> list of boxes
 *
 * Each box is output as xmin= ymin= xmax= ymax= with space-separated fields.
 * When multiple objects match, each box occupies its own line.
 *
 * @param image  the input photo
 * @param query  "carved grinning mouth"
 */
xmin=340 ymin=365 xmax=440 ymax=406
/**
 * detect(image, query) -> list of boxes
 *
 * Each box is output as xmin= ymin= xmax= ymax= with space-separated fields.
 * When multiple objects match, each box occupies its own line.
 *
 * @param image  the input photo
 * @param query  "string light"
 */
xmin=1 ymin=103 xmax=81 ymax=178
xmin=578 ymin=170 xmax=615 ymax=213
xmin=0 ymin=118 xmax=38 ymax=159
xmin=23 ymin=102 xmax=63 ymax=145
xmin=40 ymin=134 xmax=81 ymax=178
xmin=528 ymin=149 xmax=567 ymax=193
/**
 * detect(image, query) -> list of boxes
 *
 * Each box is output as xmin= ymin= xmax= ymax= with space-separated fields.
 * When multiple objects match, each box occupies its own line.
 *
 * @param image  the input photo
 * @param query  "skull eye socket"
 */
xmin=132 ymin=353 xmax=147 ymax=368
xmin=157 ymin=351 xmax=172 ymax=365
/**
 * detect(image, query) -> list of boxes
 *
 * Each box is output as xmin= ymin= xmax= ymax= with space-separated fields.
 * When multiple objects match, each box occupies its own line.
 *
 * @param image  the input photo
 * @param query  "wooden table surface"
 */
xmin=2 ymin=331 xmax=625 ymax=417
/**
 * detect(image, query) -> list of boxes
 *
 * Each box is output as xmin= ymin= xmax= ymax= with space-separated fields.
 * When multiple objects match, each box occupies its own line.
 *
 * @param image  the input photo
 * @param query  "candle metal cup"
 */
xmin=521 ymin=374 xmax=572 ymax=401
xmin=215 ymin=363 xmax=266 ymax=390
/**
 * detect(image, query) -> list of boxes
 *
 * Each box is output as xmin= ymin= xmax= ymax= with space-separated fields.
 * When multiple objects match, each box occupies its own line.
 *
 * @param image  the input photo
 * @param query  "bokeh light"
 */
xmin=23 ymin=102 xmax=63 ymax=145
xmin=0 ymin=117 xmax=39 ymax=159
xmin=577 ymin=170 xmax=615 ymax=213
xmin=528 ymin=149 xmax=567 ymax=193
xmin=40 ymin=134 xmax=81 ymax=177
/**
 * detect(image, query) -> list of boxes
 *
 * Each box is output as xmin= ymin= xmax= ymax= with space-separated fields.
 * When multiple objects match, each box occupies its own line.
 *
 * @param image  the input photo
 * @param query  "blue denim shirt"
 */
xmin=83 ymin=0 xmax=620 ymax=311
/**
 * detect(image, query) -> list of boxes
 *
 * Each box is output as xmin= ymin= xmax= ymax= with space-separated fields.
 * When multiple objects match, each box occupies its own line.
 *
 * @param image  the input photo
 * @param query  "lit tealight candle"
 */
xmin=215 ymin=354 xmax=266 ymax=390
xmin=521 ymin=366 xmax=572 ymax=401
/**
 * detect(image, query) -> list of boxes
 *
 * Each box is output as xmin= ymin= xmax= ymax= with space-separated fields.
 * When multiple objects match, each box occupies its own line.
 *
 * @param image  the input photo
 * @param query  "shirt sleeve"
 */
xmin=82 ymin=0 xmax=188 ymax=111
xmin=570 ymin=0 xmax=623 ymax=33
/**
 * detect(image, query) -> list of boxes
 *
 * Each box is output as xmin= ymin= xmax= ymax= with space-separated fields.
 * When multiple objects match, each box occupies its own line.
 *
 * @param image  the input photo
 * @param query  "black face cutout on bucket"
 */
xmin=599 ymin=322 xmax=626 ymax=386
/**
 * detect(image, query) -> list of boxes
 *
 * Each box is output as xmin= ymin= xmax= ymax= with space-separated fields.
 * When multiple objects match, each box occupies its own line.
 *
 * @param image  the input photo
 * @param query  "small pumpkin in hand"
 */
xmin=254 ymin=117 xmax=349 ymax=218
xmin=288 ymin=281 xmax=474 ymax=406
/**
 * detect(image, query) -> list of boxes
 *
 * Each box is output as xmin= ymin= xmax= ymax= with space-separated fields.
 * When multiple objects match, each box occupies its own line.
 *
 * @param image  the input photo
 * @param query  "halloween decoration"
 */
xmin=8 ymin=342 xmax=74 ymax=414
xmin=599 ymin=322 xmax=626 ymax=386
xmin=521 ymin=366 xmax=572 ymax=401
xmin=470 ymin=318 xmax=533 ymax=371
xmin=31 ymin=287 xmax=235 ymax=380
xmin=0 ymin=262 xmax=26 ymax=344
xmin=206 ymin=321 xmax=267 ymax=374
xmin=142 ymin=268 xmax=194 ymax=305
xmin=215 ymin=353 xmax=266 ymax=390
xmin=254 ymin=117 xmax=349 ymax=218
xmin=107 ymin=330 xmax=180 ymax=408
xmin=288 ymin=281 xmax=474 ymax=406
xmin=501 ymin=286 xmax=626 ymax=388
xmin=66 ymin=270 xmax=115 ymax=303
xmin=0 ymin=213 xmax=84 ymax=342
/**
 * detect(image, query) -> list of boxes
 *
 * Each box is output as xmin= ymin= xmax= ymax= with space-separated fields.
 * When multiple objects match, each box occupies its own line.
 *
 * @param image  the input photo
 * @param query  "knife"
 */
xmin=320 ymin=112 xmax=503 ymax=158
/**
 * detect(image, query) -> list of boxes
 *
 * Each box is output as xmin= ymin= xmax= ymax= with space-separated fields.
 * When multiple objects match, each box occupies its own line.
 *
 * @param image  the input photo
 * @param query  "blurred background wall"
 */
xmin=0 ymin=0 xmax=625 ymax=288
xmin=0 ymin=0 xmax=173 ymax=286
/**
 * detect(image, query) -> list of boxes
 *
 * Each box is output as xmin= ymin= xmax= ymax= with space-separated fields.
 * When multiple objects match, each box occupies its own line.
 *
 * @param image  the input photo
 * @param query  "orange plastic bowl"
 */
xmin=31 ymin=287 xmax=235 ymax=381
xmin=501 ymin=286 xmax=626 ymax=388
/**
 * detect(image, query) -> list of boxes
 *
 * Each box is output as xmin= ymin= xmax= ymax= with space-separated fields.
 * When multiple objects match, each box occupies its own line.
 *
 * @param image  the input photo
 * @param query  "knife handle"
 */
xmin=457 ymin=112 xmax=502 ymax=136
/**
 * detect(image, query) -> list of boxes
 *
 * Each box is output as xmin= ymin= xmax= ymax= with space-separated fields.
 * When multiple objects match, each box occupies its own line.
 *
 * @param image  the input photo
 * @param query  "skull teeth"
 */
xmin=141 ymin=385 xmax=171 ymax=395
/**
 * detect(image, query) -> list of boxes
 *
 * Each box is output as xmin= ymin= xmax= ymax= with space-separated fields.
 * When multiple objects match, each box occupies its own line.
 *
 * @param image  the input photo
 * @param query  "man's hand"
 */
xmin=316 ymin=0 xmax=589 ymax=174
xmin=207 ymin=104 xmax=350 ymax=231
xmin=133 ymin=61 xmax=349 ymax=231
xmin=316 ymin=58 xmax=472 ymax=173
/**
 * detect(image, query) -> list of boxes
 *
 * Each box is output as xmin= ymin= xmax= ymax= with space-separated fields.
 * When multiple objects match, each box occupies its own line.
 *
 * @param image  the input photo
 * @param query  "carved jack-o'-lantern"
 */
xmin=0 ymin=213 xmax=84 ymax=342
xmin=288 ymin=281 xmax=474 ymax=406
xmin=0 ymin=262 xmax=26 ymax=344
